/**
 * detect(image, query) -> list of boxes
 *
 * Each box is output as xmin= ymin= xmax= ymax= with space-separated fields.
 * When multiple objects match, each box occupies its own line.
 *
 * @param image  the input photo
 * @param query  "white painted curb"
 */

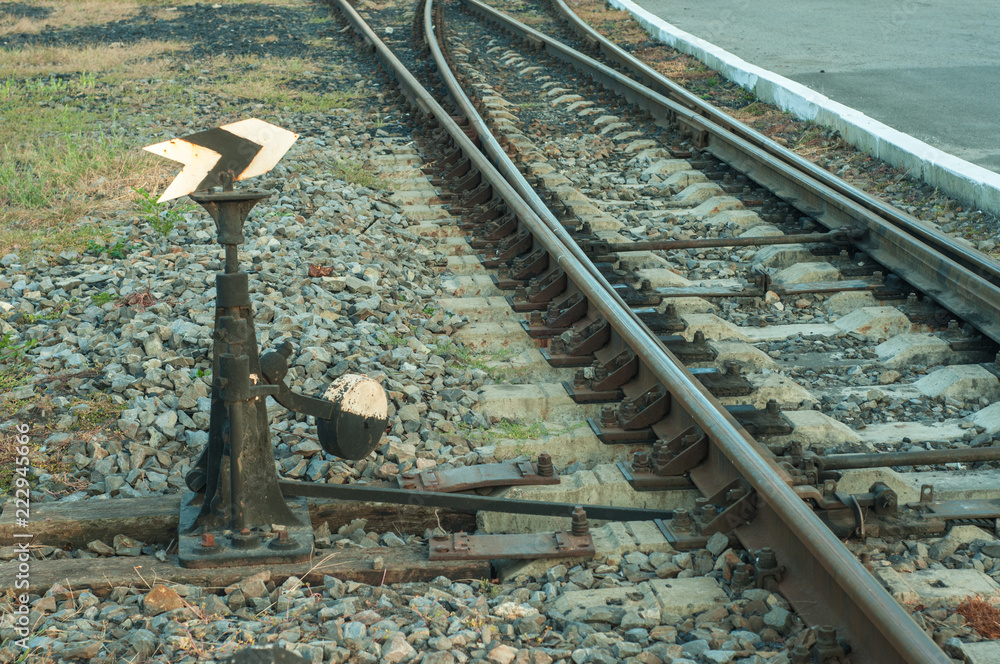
xmin=606 ymin=0 xmax=1000 ymax=217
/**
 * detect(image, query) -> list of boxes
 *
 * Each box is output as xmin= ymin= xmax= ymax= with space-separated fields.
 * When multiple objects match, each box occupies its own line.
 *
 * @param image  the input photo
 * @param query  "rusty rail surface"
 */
xmin=328 ymin=0 xmax=950 ymax=661
xmin=459 ymin=0 xmax=1000 ymax=347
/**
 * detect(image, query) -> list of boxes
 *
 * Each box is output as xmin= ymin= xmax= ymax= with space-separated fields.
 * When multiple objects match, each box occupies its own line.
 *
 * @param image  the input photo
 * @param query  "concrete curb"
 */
xmin=605 ymin=0 xmax=1000 ymax=217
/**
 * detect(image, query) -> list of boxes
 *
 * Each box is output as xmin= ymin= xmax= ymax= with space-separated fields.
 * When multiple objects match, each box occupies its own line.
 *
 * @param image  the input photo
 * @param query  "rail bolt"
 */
xmin=600 ymin=405 xmax=618 ymax=427
xmin=672 ymin=508 xmax=692 ymax=533
xmin=754 ymin=547 xmax=784 ymax=589
xmin=731 ymin=564 xmax=751 ymax=591
xmin=269 ymin=528 xmax=299 ymax=551
xmin=790 ymin=644 xmax=811 ymax=664
xmin=870 ymin=482 xmax=898 ymax=515
xmin=571 ymin=506 xmax=589 ymax=536
xmin=232 ymin=527 xmax=261 ymax=550
xmin=537 ymin=453 xmax=554 ymax=477
xmin=756 ymin=547 xmax=778 ymax=569
xmin=815 ymin=624 xmax=849 ymax=662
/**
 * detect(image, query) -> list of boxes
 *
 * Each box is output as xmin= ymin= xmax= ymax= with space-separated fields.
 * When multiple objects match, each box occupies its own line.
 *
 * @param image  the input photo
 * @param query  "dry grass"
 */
xmin=195 ymin=53 xmax=361 ymax=114
xmin=0 ymin=0 xmax=303 ymax=34
xmin=566 ymin=0 xmax=648 ymax=46
xmin=0 ymin=0 xmax=345 ymax=258
xmin=0 ymin=2 xmax=140 ymax=35
xmin=955 ymin=595 xmax=1000 ymax=639
xmin=0 ymin=36 xmax=185 ymax=255
xmin=0 ymin=40 xmax=183 ymax=77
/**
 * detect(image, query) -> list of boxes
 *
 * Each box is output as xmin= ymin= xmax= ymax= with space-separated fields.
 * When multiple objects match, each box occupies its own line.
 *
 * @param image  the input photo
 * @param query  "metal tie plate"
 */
xmin=428 ymin=530 xmax=595 ymax=561
xmin=398 ymin=459 xmax=559 ymax=492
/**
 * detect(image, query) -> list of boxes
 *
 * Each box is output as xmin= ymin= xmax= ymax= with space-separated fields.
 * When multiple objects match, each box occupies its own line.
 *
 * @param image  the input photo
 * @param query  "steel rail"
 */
xmin=460 ymin=0 xmax=1000 ymax=346
xmin=547 ymin=0 xmax=1000 ymax=289
xmin=329 ymin=0 xmax=949 ymax=661
xmin=820 ymin=445 xmax=1000 ymax=471
xmin=590 ymin=230 xmax=846 ymax=253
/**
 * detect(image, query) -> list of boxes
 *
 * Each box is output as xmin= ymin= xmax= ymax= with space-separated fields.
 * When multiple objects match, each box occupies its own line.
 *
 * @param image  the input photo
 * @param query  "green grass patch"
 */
xmin=68 ymin=392 xmax=123 ymax=430
xmin=461 ymin=418 xmax=552 ymax=447
xmin=203 ymin=55 xmax=362 ymax=115
xmin=0 ymin=74 xmax=146 ymax=254
xmin=460 ymin=418 xmax=587 ymax=450
xmin=0 ymin=364 xmax=32 ymax=394
xmin=133 ymin=186 xmax=193 ymax=237
xmin=328 ymin=158 xmax=384 ymax=190
xmin=91 ymin=291 xmax=119 ymax=306
xmin=431 ymin=340 xmax=529 ymax=381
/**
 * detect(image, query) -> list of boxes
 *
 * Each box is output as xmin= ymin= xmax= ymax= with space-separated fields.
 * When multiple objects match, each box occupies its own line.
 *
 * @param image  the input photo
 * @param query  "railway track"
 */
xmin=3 ymin=1 xmax=1000 ymax=662
xmin=338 ymin=0 xmax=1000 ymax=659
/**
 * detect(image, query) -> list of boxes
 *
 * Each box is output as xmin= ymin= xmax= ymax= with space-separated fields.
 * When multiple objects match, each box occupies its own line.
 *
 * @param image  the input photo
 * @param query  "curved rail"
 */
xmin=459 ymin=0 xmax=1000 ymax=346
xmin=549 ymin=0 xmax=1000 ymax=288
xmin=329 ymin=0 xmax=951 ymax=661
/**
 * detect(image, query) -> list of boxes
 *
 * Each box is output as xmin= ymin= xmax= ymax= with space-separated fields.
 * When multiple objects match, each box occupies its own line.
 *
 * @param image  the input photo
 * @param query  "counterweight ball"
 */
xmin=316 ymin=374 xmax=388 ymax=460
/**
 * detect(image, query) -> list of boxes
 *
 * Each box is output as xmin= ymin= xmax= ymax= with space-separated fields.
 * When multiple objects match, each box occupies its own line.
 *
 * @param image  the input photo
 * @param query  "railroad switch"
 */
xmin=145 ymin=124 xmax=388 ymax=568
xmin=772 ymin=446 xmax=1000 ymax=539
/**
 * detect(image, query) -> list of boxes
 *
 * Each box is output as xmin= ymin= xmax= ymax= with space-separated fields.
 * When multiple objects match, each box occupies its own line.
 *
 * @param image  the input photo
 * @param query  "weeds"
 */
xmin=379 ymin=331 xmax=409 ymax=348
xmin=432 ymin=340 xmax=531 ymax=382
xmin=477 ymin=578 xmax=501 ymax=598
xmin=91 ymin=292 xmax=119 ymax=306
xmin=461 ymin=418 xmax=551 ymax=447
xmin=0 ymin=333 xmax=34 ymax=395
xmin=68 ymin=393 xmax=123 ymax=431
xmin=0 ymin=364 xmax=32 ymax=393
xmin=461 ymin=418 xmax=587 ymax=451
xmin=0 ymin=332 xmax=38 ymax=365
xmin=328 ymin=158 xmax=384 ymax=189
xmin=133 ymin=186 xmax=189 ymax=237
xmin=86 ymin=238 xmax=138 ymax=259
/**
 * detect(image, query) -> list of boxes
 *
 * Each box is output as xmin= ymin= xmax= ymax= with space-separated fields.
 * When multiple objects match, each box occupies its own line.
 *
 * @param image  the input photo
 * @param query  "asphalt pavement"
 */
xmin=634 ymin=0 xmax=1000 ymax=173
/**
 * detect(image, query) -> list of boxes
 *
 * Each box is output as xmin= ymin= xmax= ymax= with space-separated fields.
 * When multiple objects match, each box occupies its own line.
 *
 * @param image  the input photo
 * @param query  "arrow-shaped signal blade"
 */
xmin=143 ymin=139 xmax=222 ymax=203
xmin=220 ymin=119 xmax=298 ymax=181
xmin=143 ymin=119 xmax=298 ymax=203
